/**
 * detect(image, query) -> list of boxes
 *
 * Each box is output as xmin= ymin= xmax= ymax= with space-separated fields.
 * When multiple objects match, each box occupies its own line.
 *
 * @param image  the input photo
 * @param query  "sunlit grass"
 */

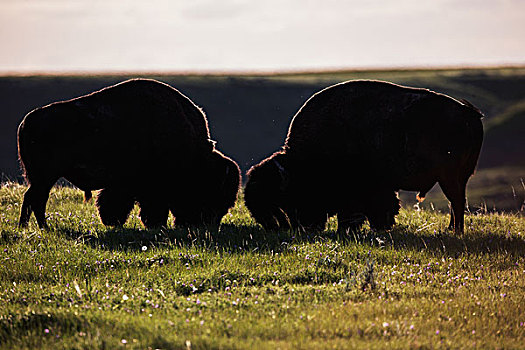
xmin=1 ymin=183 xmax=524 ymax=349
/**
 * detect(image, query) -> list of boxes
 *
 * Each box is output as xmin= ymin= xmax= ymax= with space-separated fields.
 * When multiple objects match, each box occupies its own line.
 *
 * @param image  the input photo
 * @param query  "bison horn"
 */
xmin=273 ymin=159 xmax=286 ymax=175
xmin=273 ymin=159 xmax=289 ymax=188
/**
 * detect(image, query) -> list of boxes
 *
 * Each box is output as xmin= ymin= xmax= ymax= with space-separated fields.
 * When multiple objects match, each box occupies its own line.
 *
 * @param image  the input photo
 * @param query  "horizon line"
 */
xmin=1 ymin=63 xmax=525 ymax=78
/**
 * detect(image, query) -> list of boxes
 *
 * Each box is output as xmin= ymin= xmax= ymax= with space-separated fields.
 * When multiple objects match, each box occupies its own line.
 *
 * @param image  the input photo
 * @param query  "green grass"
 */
xmin=1 ymin=184 xmax=525 ymax=349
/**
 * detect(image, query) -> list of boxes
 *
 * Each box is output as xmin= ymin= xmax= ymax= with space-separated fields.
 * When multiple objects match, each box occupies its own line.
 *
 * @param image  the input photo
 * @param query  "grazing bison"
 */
xmin=18 ymin=78 xmax=240 ymax=229
xmin=245 ymin=80 xmax=483 ymax=234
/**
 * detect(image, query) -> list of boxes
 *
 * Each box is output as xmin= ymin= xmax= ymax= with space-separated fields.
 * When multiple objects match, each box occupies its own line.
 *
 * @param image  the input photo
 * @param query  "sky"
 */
xmin=0 ymin=0 xmax=524 ymax=73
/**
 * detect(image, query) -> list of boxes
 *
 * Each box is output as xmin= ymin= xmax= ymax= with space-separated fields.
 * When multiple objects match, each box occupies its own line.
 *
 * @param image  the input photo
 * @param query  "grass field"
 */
xmin=1 ymin=184 xmax=524 ymax=349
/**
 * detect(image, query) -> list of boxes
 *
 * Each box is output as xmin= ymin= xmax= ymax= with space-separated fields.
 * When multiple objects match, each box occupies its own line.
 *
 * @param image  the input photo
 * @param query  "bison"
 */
xmin=18 ymin=78 xmax=240 ymax=229
xmin=245 ymin=80 xmax=483 ymax=234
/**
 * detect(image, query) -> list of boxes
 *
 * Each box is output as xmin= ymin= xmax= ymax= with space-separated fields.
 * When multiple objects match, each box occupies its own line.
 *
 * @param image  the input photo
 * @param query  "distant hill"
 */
xmin=479 ymin=100 xmax=525 ymax=168
xmin=1 ymin=67 xmax=524 ymax=211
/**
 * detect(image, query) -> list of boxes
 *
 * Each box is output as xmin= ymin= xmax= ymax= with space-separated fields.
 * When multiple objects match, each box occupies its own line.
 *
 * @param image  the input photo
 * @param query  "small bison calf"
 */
xmin=18 ymin=79 xmax=240 ymax=229
xmin=245 ymin=80 xmax=483 ymax=234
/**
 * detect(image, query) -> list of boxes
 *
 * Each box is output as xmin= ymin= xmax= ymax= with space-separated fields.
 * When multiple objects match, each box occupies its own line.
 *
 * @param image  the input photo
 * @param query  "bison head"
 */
xmin=172 ymin=150 xmax=241 ymax=229
xmin=244 ymin=152 xmax=294 ymax=230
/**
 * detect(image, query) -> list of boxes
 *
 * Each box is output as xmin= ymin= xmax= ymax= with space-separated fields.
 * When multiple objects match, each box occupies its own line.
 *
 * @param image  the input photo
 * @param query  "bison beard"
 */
xmin=245 ymin=80 xmax=483 ymax=234
xmin=17 ymin=79 xmax=240 ymax=229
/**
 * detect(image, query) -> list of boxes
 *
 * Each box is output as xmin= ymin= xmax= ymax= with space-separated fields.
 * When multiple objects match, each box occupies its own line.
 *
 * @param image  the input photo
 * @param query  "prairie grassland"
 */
xmin=1 ymin=183 xmax=524 ymax=349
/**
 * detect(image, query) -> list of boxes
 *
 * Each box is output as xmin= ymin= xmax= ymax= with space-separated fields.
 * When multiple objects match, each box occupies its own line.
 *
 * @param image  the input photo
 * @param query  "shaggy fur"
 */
xmin=18 ymin=79 xmax=240 ymax=229
xmin=245 ymin=80 xmax=483 ymax=234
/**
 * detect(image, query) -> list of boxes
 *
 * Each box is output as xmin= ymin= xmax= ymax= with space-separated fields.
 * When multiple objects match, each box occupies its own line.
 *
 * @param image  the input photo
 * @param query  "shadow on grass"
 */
xmin=0 ymin=310 xmax=176 ymax=349
xmin=54 ymin=222 xmax=525 ymax=258
xmin=56 ymin=223 xmax=290 ymax=253
xmin=347 ymin=225 xmax=525 ymax=258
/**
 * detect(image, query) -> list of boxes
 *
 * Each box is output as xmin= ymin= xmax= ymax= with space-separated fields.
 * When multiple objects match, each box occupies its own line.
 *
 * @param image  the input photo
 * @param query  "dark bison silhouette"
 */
xmin=245 ymin=80 xmax=484 ymax=234
xmin=18 ymin=78 xmax=240 ymax=229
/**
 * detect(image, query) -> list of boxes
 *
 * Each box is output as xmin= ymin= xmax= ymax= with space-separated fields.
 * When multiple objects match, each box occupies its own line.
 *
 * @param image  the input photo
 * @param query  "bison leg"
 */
xmin=367 ymin=209 xmax=396 ymax=230
xmin=438 ymin=178 xmax=466 ymax=234
xmin=172 ymin=206 xmax=224 ymax=230
xmin=96 ymin=188 xmax=135 ymax=227
xmin=337 ymin=212 xmax=366 ymax=233
xmin=19 ymin=183 xmax=53 ymax=229
xmin=364 ymin=191 xmax=400 ymax=230
xmin=296 ymin=211 xmax=327 ymax=232
xmin=138 ymin=197 xmax=169 ymax=229
xmin=19 ymin=187 xmax=34 ymax=227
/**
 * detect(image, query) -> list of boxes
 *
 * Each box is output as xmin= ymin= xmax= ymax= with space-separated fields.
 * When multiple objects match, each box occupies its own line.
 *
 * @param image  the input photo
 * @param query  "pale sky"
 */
xmin=0 ymin=0 xmax=524 ymax=73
